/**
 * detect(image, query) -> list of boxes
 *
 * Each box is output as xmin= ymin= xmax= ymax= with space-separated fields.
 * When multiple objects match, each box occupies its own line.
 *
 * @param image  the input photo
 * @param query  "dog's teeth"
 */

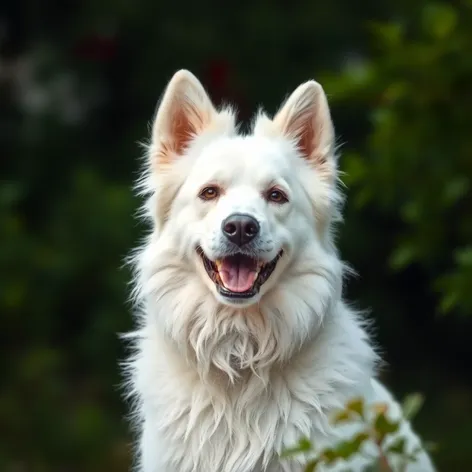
xmin=215 ymin=260 xmax=222 ymax=270
xmin=255 ymin=262 xmax=263 ymax=276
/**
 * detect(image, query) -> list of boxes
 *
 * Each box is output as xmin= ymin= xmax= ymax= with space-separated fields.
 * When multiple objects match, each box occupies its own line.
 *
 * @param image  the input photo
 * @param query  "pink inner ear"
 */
xmin=289 ymin=109 xmax=329 ymax=167
xmin=298 ymin=120 xmax=315 ymax=161
xmin=172 ymin=107 xmax=196 ymax=156
xmin=303 ymin=125 xmax=328 ymax=167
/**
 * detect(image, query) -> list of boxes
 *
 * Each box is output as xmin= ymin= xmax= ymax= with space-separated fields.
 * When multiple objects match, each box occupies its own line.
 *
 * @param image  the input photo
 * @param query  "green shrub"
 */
xmin=284 ymin=394 xmax=436 ymax=472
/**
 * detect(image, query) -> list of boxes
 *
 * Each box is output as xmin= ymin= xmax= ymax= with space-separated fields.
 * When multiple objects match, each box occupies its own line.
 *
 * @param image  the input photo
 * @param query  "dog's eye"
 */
xmin=199 ymin=186 xmax=220 ymax=201
xmin=267 ymin=189 xmax=288 ymax=204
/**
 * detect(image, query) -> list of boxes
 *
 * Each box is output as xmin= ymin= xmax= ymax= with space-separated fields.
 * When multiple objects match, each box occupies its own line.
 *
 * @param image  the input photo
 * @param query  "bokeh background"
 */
xmin=2 ymin=0 xmax=472 ymax=470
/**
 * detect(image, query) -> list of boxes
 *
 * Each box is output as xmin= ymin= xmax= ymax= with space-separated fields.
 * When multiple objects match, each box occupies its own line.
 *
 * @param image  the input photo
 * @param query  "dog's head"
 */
xmin=136 ymin=70 xmax=344 ymax=374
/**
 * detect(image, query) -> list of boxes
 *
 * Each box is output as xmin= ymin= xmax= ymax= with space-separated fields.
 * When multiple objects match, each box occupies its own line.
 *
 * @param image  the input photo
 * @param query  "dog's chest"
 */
xmin=152 ymin=374 xmax=327 ymax=472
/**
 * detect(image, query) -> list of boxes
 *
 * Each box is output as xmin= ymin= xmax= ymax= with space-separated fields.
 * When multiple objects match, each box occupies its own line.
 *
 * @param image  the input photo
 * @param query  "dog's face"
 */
xmin=174 ymin=135 xmax=314 ymax=307
xmin=144 ymin=70 xmax=339 ymax=309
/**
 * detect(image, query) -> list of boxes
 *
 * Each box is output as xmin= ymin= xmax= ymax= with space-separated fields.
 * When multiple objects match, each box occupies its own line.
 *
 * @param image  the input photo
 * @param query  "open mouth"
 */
xmin=198 ymin=249 xmax=282 ymax=299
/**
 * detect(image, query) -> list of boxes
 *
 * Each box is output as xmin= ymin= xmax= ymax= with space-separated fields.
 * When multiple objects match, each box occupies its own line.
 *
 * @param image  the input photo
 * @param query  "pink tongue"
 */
xmin=219 ymin=256 xmax=258 ymax=293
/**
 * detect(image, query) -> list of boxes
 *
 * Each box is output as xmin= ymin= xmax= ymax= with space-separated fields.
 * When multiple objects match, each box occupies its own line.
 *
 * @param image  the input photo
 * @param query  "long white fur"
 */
xmin=124 ymin=70 xmax=435 ymax=472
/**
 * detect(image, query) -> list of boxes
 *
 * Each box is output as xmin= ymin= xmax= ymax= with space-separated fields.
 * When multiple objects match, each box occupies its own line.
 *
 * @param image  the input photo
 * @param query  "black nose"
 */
xmin=222 ymin=213 xmax=260 ymax=247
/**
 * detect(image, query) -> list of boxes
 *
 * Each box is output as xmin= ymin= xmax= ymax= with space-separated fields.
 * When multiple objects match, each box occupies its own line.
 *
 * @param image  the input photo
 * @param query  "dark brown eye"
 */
xmin=199 ymin=186 xmax=220 ymax=201
xmin=267 ymin=188 xmax=288 ymax=204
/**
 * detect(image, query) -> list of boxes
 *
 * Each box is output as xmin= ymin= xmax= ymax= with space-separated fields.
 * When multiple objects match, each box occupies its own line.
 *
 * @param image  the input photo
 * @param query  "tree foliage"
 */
xmin=323 ymin=1 xmax=472 ymax=316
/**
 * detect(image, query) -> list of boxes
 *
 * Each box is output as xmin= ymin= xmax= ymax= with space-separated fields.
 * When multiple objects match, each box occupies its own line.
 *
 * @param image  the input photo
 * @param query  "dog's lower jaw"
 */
xmin=214 ymin=290 xmax=262 ymax=308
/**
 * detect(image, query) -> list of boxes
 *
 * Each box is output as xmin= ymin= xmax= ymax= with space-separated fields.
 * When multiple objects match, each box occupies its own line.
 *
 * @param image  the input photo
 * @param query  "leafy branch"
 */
xmin=283 ymin=393 xmax=436 ymax=472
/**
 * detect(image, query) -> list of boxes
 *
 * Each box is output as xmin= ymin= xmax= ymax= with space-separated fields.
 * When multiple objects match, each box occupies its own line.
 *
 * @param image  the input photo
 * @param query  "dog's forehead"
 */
xmin=194 ymin=136 xmax=291 ymax=185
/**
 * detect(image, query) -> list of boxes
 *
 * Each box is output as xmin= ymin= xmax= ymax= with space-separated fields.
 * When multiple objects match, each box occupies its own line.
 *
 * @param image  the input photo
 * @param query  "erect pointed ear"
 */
xmin=273 ymin=80 xmax=336 ymax=176
xmin=150 ymin=69 xmax=217 ymax=166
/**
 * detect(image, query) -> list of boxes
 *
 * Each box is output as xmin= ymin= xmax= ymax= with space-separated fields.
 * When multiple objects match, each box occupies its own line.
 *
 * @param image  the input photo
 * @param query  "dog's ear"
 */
xmin=150 ymin=69 xmax=217 ymax=166
xmin=273 ymin=81 xmax=335 ymax=175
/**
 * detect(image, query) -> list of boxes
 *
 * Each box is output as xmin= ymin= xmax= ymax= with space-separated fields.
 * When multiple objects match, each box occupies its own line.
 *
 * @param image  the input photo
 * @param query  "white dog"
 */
xmin=125 ymin=70 xmax=435 ymax=472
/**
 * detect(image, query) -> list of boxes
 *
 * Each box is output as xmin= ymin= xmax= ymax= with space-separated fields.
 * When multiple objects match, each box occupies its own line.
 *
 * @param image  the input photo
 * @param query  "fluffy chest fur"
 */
xmin=129 ymin=302 xmax=376 ymax=472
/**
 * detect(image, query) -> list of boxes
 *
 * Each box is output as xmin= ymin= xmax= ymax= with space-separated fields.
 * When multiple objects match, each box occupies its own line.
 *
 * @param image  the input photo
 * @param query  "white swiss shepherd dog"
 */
xmin=125 ymin=70 xmax=436 ymax=472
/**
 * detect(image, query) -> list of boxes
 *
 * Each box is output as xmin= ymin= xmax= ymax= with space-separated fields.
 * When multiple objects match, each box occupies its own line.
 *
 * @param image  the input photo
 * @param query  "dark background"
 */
xmin=1 ymin=0 xmax=472 ymax=470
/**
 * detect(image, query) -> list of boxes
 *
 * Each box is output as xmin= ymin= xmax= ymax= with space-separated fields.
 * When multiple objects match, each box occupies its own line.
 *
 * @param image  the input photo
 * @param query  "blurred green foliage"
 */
xmin=323 ymin=1 xmax=472 ymax=317
xmin=1 ymin=0 xmax=471 ymax=471
xmin=284 ymin=394 xmax=434 ymax=472
xmin=0 ymin=169 xmax=137 ymax=471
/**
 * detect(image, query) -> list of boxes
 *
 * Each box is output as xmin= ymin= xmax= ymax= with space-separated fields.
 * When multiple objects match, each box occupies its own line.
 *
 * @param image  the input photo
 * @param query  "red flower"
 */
xmin=203 ymin=59 xmax=250 ymax=121
xmin=74 ymin=35 xmax=117 ymax=61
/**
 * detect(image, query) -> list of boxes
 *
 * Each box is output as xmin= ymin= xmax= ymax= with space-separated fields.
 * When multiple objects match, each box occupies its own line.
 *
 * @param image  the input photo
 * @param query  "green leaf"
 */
xmin=373 ymin=412 xmax=400 ymax=442
xmin=389 ymin=244 xmax=417 ymax=271
xmin=281 ymin=437 xmax=313 ymax=458
xmin=335 ymin=439 xmax=360 ymax=459
xmin=387 ymin=437 xmax=406 ymax=455
xmin=321 ymin=447 xmax=338 ymax=464
xmin=368 ymin=21 xmax=404 ymax=49
xmin=438 ymin=289 xmax=460 ymax=314
xmin=401 ymin=393 xmax=424 ymax=421
xmin=455 ymin=247 xmax=472 ymax=268
xmin=422 ymin=3 xmax=458 ymax=39
xmin=351 ymin=432 xmax=370 ymax=451
xmin=304 ymin=459 xmax=320 ymax=472
xmin=346 ymin=397 xmax=365 ymax=418
xmin=332 ymin=409 xmax=355 ymax=425
xmin=322 ymin=432 xmax=370 ymax=464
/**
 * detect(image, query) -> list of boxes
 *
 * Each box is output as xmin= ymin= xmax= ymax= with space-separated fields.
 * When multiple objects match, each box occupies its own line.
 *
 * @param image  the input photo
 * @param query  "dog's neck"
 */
xmin=149 ymin=298 xmax=378 ymax=407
